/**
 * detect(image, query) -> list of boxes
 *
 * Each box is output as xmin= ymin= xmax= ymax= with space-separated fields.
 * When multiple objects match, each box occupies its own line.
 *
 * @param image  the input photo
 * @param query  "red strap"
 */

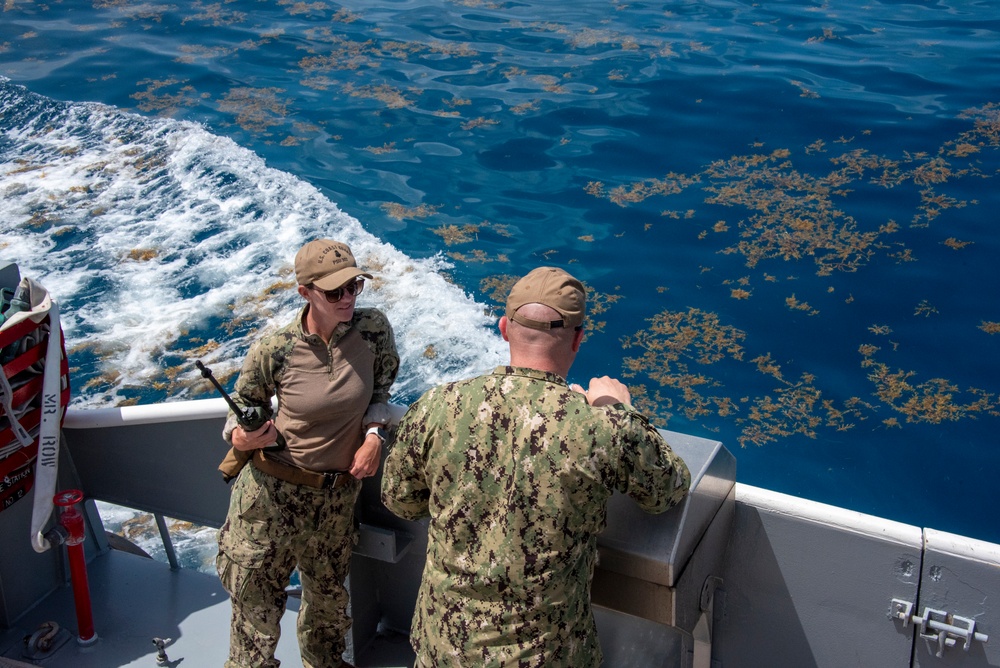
xmin=0 ymin=405 xmax=42 ymax=451
xmin=0 ymin=312 xmax=71 ymax=460
xmin=0 ymin=374 xmax=43 ymax=417
xmin=0 ymin=316 xmax=42 ymax=349
xmin=1 ymin=336 xmax=45 ymax=378
xmin=0 ymin=379 xmax=69 ymax=450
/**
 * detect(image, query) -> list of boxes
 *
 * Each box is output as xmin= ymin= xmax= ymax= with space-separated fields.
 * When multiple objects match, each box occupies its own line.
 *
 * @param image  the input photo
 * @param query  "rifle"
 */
xmin=196 ymin=360 xmax=286 ymax=451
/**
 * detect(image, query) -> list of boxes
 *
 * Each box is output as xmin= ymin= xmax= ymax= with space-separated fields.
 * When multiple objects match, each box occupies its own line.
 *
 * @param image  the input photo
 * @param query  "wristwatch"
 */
xmin=366 ymin=426 xmax=387 ymax=444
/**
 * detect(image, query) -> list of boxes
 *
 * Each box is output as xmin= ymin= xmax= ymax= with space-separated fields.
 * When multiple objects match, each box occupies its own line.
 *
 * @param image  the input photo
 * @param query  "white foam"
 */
xmin=0 ymin=81 xmax=506 ymax=407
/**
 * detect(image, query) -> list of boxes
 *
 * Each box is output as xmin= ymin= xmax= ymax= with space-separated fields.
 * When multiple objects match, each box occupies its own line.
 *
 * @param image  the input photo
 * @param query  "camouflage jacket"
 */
xmin=224 ymin=306 xmax=399 ymax=472
xmin=381 ymin=366 xmax=690 ymax=668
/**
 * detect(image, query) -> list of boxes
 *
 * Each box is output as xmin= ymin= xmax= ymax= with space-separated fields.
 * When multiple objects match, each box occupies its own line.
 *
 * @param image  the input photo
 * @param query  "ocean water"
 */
xmin=1 ymin=0 xmax=998 ymax=557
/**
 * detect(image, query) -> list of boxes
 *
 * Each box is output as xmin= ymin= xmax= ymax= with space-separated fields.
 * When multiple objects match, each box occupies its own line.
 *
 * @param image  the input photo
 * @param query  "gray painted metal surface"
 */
xmin=593 ymin=431 xmax=735 ymax=632
xmin=0 ymin=400 xmax=995 ymax=666
xmin=714 ymin=485 xmax=924 ymax=668
xmin=912 ymin=529 xmax=997 ymax=667
xmin=63 ymin=401 xmax=232 ymax=528
xmin=0 ymin=549 xmax=305 ymax=667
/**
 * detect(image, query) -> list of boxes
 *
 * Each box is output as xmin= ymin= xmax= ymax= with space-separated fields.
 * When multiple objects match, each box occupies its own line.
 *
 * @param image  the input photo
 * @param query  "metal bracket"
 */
xmin=700 ymin=576 xmax=723 ymax=612
xmin=694 ymin=577 xmax=723 ymax=668
xmin=22 ymin=621 xmax=72 ymax=660
xmin=891 ymin=598 xmax=990 ymax=657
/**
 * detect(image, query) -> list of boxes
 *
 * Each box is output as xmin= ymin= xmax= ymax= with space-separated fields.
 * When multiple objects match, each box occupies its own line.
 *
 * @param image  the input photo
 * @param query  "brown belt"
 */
xmin=251 ymin=449 xmax=354 ymax=490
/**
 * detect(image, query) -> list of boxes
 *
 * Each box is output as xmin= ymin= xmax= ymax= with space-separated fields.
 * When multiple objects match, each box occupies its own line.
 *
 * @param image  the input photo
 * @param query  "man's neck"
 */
xmin=508 ymin=352 xmax=570 ymax=379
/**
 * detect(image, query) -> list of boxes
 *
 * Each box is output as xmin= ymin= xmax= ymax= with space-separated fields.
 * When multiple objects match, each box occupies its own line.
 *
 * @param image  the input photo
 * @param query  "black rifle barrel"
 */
xmin=195 ymin=360 xmax=246 ymax=418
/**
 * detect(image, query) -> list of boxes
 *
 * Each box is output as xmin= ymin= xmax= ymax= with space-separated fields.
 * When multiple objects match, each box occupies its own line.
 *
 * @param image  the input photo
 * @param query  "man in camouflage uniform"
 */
xmin=381 ymin=266 xmax=690 ymax=668
xmin=217 ymin=239 xmax=399 ymax=668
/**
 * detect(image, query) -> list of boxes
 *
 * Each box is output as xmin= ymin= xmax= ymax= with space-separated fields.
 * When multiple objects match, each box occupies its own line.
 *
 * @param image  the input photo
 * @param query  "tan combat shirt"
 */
xmin=224 ymin=306 xmax=399 ymax=472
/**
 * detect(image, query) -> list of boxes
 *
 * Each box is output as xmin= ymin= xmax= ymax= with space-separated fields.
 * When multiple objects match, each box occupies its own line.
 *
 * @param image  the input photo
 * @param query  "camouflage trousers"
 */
xmin=217 ymin=462 xmax=361 ymax=668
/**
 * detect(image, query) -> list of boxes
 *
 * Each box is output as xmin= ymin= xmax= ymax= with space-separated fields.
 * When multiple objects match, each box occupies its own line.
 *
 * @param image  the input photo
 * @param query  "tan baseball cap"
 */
xmin=506 ymin=266 xmax=586 ymax=330
xmin=294 ymin=239 xmax=372 ymax=290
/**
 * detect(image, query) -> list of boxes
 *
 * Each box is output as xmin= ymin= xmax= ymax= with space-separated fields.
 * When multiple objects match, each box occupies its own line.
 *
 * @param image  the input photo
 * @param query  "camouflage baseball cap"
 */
xmin=506 ymin=266 xmax=586 ymax=330
xmin=294 ymin=239 xmax=372 ymax=290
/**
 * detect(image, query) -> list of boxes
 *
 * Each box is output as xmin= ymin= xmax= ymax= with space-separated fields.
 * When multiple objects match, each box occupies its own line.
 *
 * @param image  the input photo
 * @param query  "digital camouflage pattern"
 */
xmin=381 ymin=366 xmax=691 ymax=668
xmin=218 ymin=463 xmax=360 ymax=668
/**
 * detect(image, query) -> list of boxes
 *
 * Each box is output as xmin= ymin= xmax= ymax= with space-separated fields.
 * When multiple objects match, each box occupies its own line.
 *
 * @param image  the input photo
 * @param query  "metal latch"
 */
xmin=891 ymin=599 xmax=990 ymax=657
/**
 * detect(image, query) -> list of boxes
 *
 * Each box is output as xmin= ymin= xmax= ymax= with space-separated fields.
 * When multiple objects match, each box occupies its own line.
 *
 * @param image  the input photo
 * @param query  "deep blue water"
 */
xmin=2 ymin=0 xmax=998 ymax=545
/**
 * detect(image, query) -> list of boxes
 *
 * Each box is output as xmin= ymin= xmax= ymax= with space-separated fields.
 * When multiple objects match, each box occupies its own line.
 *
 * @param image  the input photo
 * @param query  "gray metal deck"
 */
xmin=0 ymin=548 xmax=414 ymax=667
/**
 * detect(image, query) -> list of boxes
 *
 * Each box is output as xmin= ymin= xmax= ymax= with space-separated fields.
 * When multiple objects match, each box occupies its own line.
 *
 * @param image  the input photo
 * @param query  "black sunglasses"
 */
xmin=311 ymin=279 xmax=365 ymax=303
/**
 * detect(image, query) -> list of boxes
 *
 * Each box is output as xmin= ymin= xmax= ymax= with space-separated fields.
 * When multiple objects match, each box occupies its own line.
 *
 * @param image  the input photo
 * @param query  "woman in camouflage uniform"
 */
xmin=217 ymin=239 xmax=399 ymax=668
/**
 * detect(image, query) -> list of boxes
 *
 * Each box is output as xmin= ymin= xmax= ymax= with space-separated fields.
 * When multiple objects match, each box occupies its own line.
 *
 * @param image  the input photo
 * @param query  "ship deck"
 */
xmin=0 ymin=548 xmax=414 ymax=667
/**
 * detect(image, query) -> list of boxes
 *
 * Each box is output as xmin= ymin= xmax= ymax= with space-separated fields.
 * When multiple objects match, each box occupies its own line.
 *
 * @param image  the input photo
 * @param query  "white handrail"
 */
xmin=64 ymin=398 xmax=229 ymax=428
xmin=64 ymin=398 xmax=408 ymax=429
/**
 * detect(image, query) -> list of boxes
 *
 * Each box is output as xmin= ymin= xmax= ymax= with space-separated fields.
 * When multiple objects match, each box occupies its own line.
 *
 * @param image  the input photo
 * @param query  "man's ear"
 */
xmin=571 ymin=327 xmax=584 ymax=352
xmin=297 ymin=284 xmax=311 ymax=299
xmin=498 ymin=315 xmax=510 ymax=342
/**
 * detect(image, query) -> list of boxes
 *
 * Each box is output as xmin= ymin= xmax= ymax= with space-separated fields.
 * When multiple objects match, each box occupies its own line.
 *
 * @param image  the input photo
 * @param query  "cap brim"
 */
xmin=313 ymin=268 xmax=373 ymax=290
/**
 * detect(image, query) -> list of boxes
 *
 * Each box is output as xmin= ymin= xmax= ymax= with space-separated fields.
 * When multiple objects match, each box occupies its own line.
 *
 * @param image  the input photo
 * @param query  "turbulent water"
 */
xmin=1 ymin=0 xmax=999 ymax=557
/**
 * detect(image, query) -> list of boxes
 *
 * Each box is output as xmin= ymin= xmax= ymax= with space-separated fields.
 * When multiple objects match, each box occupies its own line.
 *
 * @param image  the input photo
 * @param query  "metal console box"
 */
xmin=591 ymin=430 xmax=736 ymax=667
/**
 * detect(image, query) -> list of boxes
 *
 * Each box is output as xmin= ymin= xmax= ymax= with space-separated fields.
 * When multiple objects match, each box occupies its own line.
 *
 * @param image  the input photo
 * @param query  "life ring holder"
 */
xmin=0 ymin=272 xmax=71 ymax=546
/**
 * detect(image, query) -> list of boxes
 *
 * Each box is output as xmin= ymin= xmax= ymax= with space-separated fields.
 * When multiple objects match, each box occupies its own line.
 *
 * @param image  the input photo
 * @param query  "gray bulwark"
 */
xmin=913 ymin=529 xmax=997 ymax=667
